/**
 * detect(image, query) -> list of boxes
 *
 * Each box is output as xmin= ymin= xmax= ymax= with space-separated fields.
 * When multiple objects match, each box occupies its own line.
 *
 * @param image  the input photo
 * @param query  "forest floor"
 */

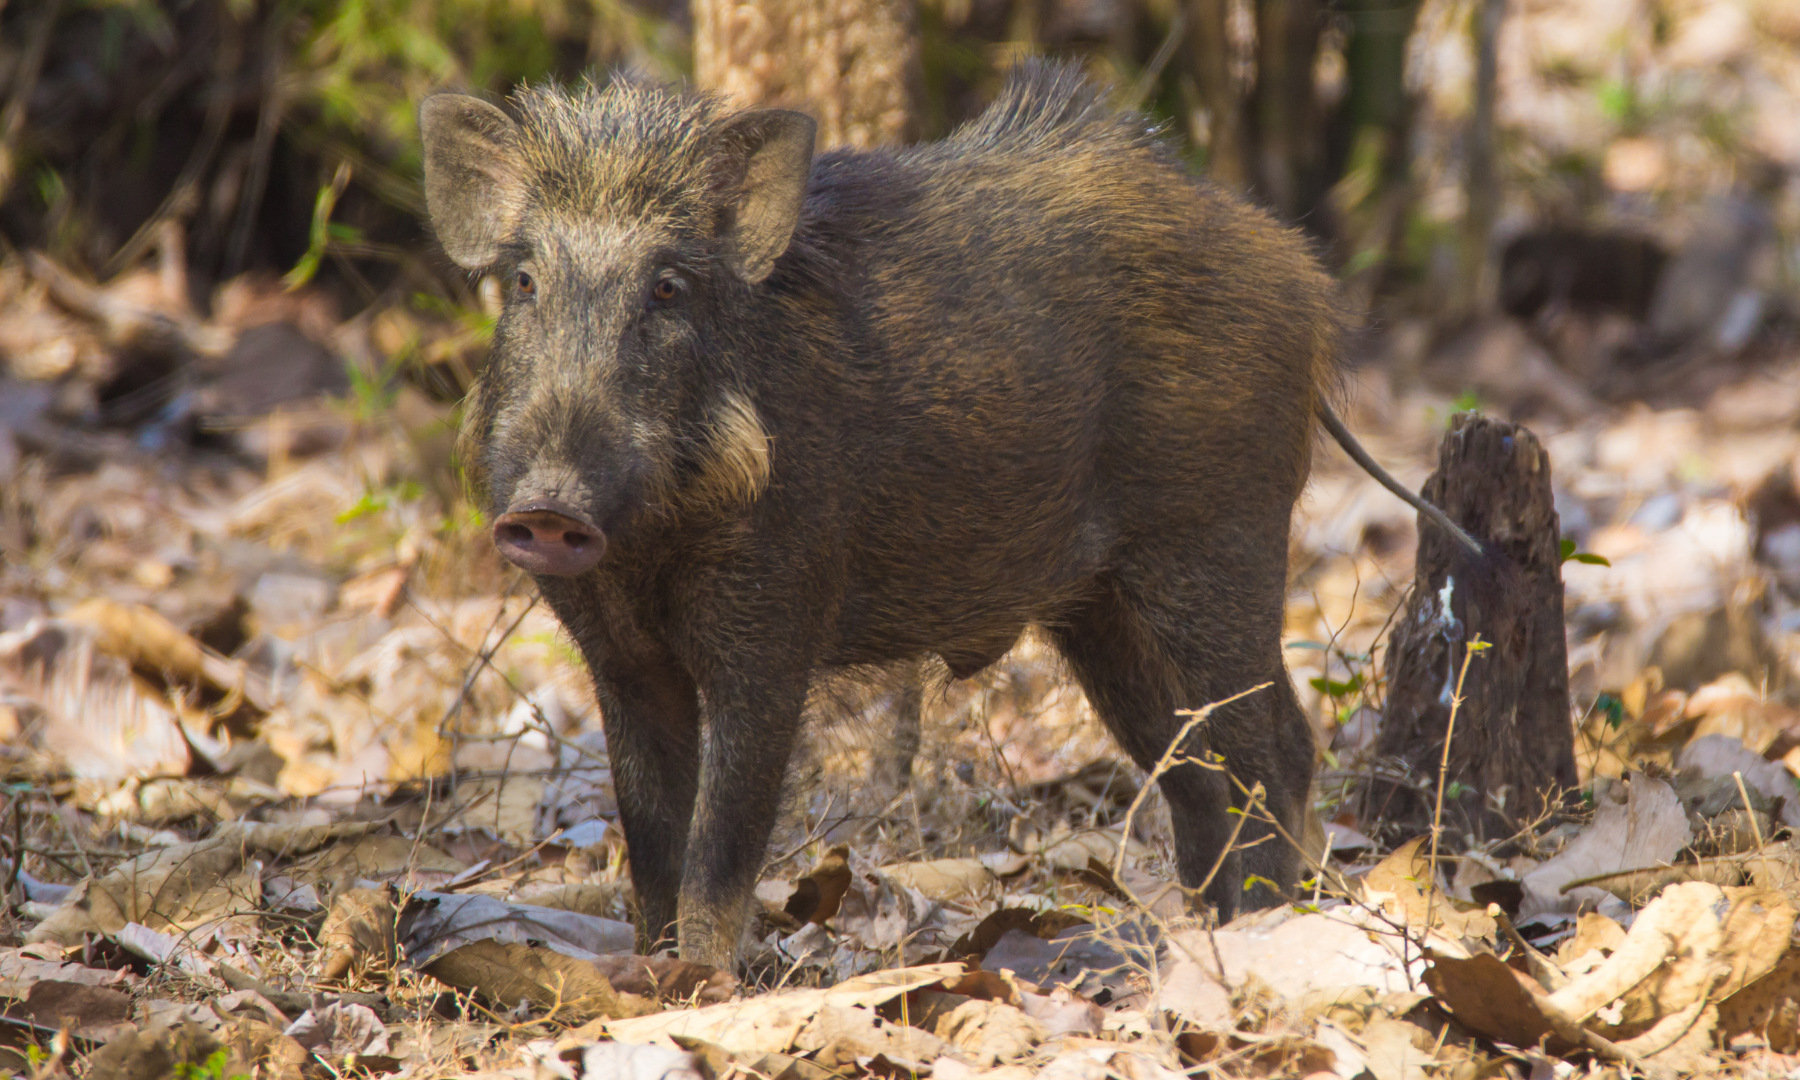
xmin=6 ymin=252 xmax=1800 ymax=1079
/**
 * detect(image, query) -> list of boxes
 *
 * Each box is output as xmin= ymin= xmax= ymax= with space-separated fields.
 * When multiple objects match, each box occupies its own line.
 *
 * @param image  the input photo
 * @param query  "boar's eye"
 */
xmin=516 ymin=271 xmax=535 ymax=296
xmin=649 ymin=273 xmax=685 ymax=307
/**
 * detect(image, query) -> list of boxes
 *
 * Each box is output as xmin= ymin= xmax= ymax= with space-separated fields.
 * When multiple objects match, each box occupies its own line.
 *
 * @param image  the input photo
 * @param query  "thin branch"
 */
xmin=1110 ymin=682 xmax=1271 ymax=908
xmin=1426 ymin=635 xmax=1484 ymax=932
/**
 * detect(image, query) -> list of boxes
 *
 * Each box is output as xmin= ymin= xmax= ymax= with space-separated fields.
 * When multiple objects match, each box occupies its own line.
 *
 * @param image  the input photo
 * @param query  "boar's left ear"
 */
xmin=421 ymin=94 xmax=526 ymax=269
xmin=717 ymin=109 xmax=817 ymax=283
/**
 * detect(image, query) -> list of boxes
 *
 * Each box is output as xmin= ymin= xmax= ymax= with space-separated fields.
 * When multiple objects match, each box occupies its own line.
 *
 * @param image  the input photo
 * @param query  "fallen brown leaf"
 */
xmin=1520 ymin=772 xmax=1692 ymax=918
xmin=1422 ymin=950 xmax=1555 ymax=1047
xmin=1362 ymin=837 xmax=1497 ymax=942
xmin=338 ymin=565 xmax=409 ymax=617
xmin=318 ymin=885 xmax=400 ymax=981
xmin=603 ymin=963 xmax=965 ymax=1052
xmin=506 ymin=881 xmax=630 ymax=920
xmin=941 ymin=968 xmax=1030 ymax=1005
xmin=29 ymin=837 xmax=256 ymax=945
xmin=588 ymin=954 xmax=738 ymax=1004
xmin=879 ymin=858 xmax=999 ymax=902
xmin=282 ymin=1000 xmax=391 ymax=1059
xmin=286 ymin=834 xmax=467 ymax=889
xmin=808 ymin=1004 xmax=955 ymax=1070
xmin=400 ymin=889 xmax=635 ymax=965
xmin=1018 ymin=984 xmax=1104 ymax=1038
xmin=1560 ymin=883 xmax=1796 ymax=1036
xmin=64 ymin=597 xmax=268 ymax=711
xmin=949 ymin=907 xmax=1091 ymax=959
xmin=1360 ymin=1015 xmax=1440 ymax=1080
xmin=1717 ymin=943 xmax=1800 ymax=1054
xmin=1685 ymin=673 xmax=1800 ymax=755
xmin=1428 ymin=881 xmax=1798 ymax=1061
xmin=1115 ymin=866 xmax=1190 ymax=921
xmin=1556 ymin=912 xmax=1628 ymax=975
xmin=1161 ymin=905 xmax=1424 ymax=1025
xmin=85 ymin=1018 xmax=308 ymax=1080
xmin=17 ymin=979 xmax=135 ymax=1043
xmin=1564 ymin=857 xmax=1747 ymax=903
xmin=672 ymin=1035 xmax=840 ymax=1080
xmin=421 ymin=938 xmax=659 ymax=1022
xmin=27 ymin=818 xmax=380 ymax=945
xmin=548 ymin=1039 xmax=707 ymax=1080
xmin=785 ymin=844 xmax=854 ymax=926
xmin=931 ymin=996 xmax=1046 ymax=1066
xmin=1039 ymin=826 xmax=1148 ymax=872
xmin=0 ymin=945 xmax=137 ymax=996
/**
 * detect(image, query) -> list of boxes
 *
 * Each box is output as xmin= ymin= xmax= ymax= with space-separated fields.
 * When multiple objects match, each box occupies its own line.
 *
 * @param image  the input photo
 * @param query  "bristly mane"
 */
xmin=503 ymin=61 xmax=1149 ymax=234
xmin=506 ymin=80 xmax=739 ymax=231
xmin=942 ymin=59 xmax=1158 ymax=155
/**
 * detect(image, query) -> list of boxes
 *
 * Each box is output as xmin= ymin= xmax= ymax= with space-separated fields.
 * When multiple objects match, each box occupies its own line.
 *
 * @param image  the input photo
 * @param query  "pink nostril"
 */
xmin=491 ymin=503 xmax=606 ymax=575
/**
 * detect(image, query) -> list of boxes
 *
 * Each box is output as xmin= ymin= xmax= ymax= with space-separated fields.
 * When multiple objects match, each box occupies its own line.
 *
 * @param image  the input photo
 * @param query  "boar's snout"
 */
xmin=492 ymin=501 xmax=606 ymax=576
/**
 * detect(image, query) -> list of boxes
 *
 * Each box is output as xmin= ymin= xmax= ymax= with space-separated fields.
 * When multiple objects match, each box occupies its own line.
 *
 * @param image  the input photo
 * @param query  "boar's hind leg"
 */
xmin=592 ymin=659 xmax=702 ymax=955
xmin=677 ymin=675 xmax=810 ymax=968
xmin=1051 ymin=576 xmax=1310 ymax=920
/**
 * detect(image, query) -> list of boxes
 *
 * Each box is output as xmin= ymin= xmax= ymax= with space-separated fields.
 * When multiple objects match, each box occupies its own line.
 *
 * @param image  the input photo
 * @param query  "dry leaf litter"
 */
xmin=5 ymin=1 xmax=1800 ymax=1077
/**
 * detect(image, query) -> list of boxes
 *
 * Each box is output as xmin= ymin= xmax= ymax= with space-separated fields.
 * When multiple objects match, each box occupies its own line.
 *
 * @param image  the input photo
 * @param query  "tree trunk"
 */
xmin=1185 ymin=0 xmax=1245 ymax=186
xmin=692 ymin=0 xmax=923 ymax=149
xmin=1250 ymin=0 xmax=1325 ymax=221
xmin=1335 ymin=0 xmax=1419 ymax=144
xmin=1452 ymin=0 xmax=1504 ymax=318
xmin=1327 ymin=0 xmax=1420 ymax=292
xmin=1367 ymin=414 xmax=1578 ymax=843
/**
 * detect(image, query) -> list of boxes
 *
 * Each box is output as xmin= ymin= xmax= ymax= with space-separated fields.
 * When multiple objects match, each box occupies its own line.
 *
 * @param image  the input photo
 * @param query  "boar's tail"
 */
xmin=1318 ymin=401 xmax=1484 ymax=558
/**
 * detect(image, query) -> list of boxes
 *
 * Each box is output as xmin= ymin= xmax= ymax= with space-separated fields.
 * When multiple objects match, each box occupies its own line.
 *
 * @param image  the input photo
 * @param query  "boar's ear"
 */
xmin=717 ymin=110 xmax=816 ymax=283
xmin=420 ymin=94 xmax=526 ymax=269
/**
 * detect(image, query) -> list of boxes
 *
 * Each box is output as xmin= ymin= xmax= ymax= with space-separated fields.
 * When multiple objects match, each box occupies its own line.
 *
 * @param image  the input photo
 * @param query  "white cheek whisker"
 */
xmin=682 ymin=390 xmax=771 ymax=510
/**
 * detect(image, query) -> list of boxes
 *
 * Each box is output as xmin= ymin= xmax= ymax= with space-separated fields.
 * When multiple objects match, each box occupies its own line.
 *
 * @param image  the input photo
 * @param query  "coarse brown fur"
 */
xmin=424 ymin=61 xmax=1344 ymax=966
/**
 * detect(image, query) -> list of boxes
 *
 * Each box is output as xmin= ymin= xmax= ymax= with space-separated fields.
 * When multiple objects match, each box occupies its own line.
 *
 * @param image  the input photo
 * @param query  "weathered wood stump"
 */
xmin=1365 ymin=413 xmax=1578 ymax=842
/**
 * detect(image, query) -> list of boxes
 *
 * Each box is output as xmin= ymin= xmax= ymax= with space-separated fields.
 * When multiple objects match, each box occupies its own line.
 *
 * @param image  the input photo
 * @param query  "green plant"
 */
xmin=1596 ymin=78 xmax=1635 ymax=124
xmin=1560 ymin=537 xmax=1610 ymax=567
xmin=32 ymin=166 xmax=65 ymax=210
xmin=1593 ymin=691 xmax=1625 ymax=730
xmin=284 ymin=162 xmax=354 ymax=290
xmin=174 ymin=1049 xmax=250 ymax=1080
xmin=296 ymin=0 xmax=682 ymax=164
xmin=343 ymin=353 xmax=407 ymax=422
xmin=1422 ymin=390 xmax=1482 ymax=431
xmin=1297 ymin=636 xmax=1376 ymax=729
xmin=1308 ymin=671 xmax=1366 ymax=700
xmin=413 ymin=290 xmax=497 ymax=342
xmin=337 ymin=479 xmax=424 ymax=523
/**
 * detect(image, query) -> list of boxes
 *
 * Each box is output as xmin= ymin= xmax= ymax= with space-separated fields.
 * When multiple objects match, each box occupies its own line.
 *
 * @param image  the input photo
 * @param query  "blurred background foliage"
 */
xmin=0 ymin=0 xmax=1796 ymax=413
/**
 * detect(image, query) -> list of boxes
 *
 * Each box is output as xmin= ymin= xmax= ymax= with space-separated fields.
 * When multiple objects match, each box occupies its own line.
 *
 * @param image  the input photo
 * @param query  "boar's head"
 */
xmin=420 ymin=83 xmax=815 ymax=576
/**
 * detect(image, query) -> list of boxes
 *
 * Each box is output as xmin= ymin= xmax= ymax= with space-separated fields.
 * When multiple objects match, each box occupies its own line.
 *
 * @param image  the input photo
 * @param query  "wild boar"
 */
xmin=421 ymin=60 xmax=1472 ymax=965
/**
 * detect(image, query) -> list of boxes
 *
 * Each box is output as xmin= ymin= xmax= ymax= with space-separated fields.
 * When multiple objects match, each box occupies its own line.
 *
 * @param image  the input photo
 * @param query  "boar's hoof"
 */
xmin=493 ymin=502 xmax=606 ymax=576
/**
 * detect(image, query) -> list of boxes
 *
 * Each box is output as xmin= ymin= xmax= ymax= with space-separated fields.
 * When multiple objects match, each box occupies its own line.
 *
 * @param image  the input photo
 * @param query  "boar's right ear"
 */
xmin=420 ymin=94 xmax=526 ymax=269
xmin=717 ymin=110 xmax=816 ymax=283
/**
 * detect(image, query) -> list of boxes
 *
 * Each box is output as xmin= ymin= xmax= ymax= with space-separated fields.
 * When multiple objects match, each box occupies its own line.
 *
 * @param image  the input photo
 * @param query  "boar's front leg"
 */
xmin=676 ymin=669 xmax=810 ymax=968
xmin=589 ymin=650 xmax=702 ymax=955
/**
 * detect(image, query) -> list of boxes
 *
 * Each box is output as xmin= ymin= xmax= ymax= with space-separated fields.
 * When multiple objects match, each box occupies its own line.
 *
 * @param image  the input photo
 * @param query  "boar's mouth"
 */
xmin=492 ymin=499 xmax=606 ymax=576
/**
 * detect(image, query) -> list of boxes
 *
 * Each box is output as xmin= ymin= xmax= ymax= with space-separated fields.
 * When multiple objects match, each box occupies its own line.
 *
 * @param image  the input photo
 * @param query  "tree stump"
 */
xmin=1366 ymin=413 xmax=1577 ymax=842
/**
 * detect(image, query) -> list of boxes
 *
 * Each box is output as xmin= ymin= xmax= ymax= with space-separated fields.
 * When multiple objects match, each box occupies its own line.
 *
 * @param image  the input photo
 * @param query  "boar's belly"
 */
xmin=823 ymin=515 xmax=1108 ymax=668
